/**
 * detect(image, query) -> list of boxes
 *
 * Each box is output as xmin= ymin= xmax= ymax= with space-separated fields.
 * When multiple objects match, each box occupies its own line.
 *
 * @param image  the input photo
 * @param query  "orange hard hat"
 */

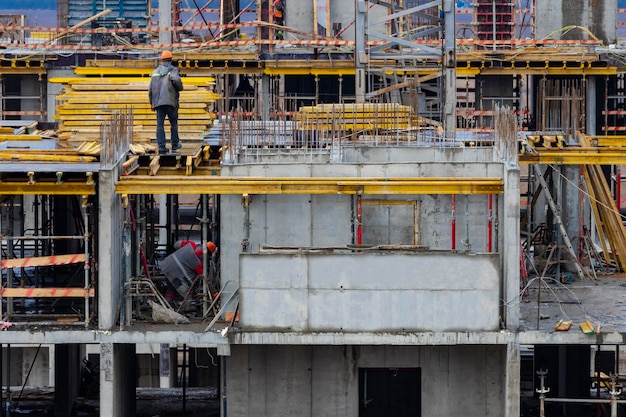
xmin=207 ymin=241 xmax=217 ymax=253
xmin=161 ymin=50 xmax=173 ymax=60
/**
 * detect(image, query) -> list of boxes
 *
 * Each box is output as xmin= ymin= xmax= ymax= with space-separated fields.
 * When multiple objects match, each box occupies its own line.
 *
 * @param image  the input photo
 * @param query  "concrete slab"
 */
xmin=520 ymin=273 xmax=626 ymax=336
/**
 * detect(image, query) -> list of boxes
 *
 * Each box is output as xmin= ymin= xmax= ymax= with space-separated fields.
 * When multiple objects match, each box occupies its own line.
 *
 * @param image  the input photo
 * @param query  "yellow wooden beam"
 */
xmin=591 ymin=136 xmax=626 ymax=147
xmin=264 ymin=67 xmax=356 ymax=76
xmin=0 ymin=182 xmax=95 ymax=195
xmin=0 ymin=153 xmax=96 ymax=162
xmin=115 ymin=176 xmax=504 ymax=195
xmin=0 ymin=135 xmax=41 ymax=141
xmin=519 ymin=149 xmax=626 ymax=165
xmin=49 ymin=76 xmax=217 ymax=86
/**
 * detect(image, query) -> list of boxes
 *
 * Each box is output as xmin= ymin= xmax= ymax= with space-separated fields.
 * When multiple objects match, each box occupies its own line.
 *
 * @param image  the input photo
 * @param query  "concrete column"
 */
xmin=354 ymin=0 xmax=366 ymax=102
xmin=54 ymin=344 xmax=83 ymax=417
xmin=260 ymin=75 xmax=271 ymax=121
xmin=504 ymin=341 xmax=520 ymax=417
xmin=100 ymin=343 xmax=136 ymax=417
xmin=160 ymin=344 xmax=171 ymax=388
xmin=98 ymin=168 xmax=123 ymax=330
xmin=586 ymin=76 xmax=596 ymax=135
xmin=503 ymin=165 xmax=520 ymax=328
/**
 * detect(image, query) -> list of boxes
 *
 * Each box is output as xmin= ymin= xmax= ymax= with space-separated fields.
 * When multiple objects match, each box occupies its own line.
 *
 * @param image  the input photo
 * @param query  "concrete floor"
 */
xmin=5 ymin=387 xmax=219 ymax=417
xmin=520 ymin=272 xmax=626 ymax=333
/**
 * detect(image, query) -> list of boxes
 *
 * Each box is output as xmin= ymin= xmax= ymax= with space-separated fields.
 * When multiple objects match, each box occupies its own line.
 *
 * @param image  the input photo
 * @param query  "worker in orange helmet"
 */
xmin=272 ymin=0 xmax=285 ymax=40
xmin=149 ymin=50 xmax=184 ymax=155
xmin=174 ymin=240 xmax=217 ymax=275
xmin=161 ymin=240 xmax=217 ymax=301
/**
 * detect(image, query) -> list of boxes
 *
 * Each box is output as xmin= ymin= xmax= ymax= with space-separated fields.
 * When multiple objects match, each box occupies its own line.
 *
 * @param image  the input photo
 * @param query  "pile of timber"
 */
xmin=51 ymin=76 xmax=221 ymax=142
xmin=580 ymin=133 xmax=626 ymax=272
xmin=295 ymin=103 xmax=412 ymax=132
xmin=0 ymin=121 xmax=56 ymax=141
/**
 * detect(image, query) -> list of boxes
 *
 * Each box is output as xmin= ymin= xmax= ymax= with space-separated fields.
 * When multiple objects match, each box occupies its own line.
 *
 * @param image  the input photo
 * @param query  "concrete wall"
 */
xmin=284 ymin=0 xmax=387 ymax=40
xmin=220 ymin=149 xmax=511 ymax=332
xmin=535 ymin=0 xmax=617 ymax=44
xmin=2 ymin=346 xmax=50 ymax=386
xmin=239 ymin=252 xmax=501 ymax=331
xmin=47 ymin=69 xmax=75 ymax=123
xmin=226 ymin=344 xmax=506 ymax=417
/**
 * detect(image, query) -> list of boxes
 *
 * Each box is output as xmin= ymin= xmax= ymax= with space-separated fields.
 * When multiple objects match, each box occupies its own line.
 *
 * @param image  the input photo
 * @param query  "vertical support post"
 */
xmin=356 ymin=194 xmax=362 ymax=245
xmin=536 ymin=369 xmax=550 ymax=417
xmin=487 ymin=194 xmax=493 ymax=252
xmin=451 ymin=195 xmax=456 ymax=250
xmin=83 ymin=195 xmax=90 ymax=327
xmin=616 ymin=166 xmax=621 ymax=212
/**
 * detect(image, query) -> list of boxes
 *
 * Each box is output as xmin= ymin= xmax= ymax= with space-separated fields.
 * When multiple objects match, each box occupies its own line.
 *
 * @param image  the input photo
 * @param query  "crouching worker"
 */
xmin=159 ymin=240 xmax=217 ymax=304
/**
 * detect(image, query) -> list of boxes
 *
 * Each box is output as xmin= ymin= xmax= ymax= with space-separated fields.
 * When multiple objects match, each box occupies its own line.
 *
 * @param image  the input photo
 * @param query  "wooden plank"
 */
xmin=2 ymin=253 xmax=86 ymax=269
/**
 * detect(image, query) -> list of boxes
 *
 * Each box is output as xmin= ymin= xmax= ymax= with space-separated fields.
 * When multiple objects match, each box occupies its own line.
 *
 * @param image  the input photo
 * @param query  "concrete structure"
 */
xmin=1 ymin=1 xmax=626 ymax=417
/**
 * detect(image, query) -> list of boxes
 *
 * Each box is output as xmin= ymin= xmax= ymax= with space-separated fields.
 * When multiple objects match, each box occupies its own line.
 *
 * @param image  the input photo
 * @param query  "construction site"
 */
xmin=3 ymin=0 xmax=626 ymax=416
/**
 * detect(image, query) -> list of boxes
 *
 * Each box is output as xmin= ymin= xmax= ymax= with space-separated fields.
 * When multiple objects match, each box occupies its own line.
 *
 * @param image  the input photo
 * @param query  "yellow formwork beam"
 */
xmin=49 ymin=77 xmax=217 ymax=86
xmin=115 ymin=176 xmax=504 ymax=195
xmin=458 ymin=67 xmax=617 ymax=76
xmin=0 ymin=135 xmax=41 ymax=141
xmin=519 ymin=148 xmax=626 ymax=165
xmin=264 ymin=67 xmax=356 ymax=76
xmin=0 ymin=153 xmax=96 ymax=162
xmin=0 ymin=183 xmax=95 ymax=195
xmin=590 ymin=136 xmax=626 ymax=147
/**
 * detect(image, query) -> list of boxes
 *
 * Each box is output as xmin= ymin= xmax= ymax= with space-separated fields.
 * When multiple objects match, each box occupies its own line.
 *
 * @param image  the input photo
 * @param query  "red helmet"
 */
xmin=207 ymin=241 xmax=217 ymax=253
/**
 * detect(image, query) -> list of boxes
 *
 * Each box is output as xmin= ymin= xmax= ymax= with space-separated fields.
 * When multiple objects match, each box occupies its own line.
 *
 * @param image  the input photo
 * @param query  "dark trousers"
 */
xmin=156 ymin=105 xmax=180 ymax=151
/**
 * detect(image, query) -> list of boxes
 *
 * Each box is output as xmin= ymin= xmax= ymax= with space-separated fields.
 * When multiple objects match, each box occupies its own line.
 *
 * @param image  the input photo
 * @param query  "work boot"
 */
xmin=172 ymin=142 xmax=182 ymax=151
xmin=159 ymin=148 xmax=168 ymax=155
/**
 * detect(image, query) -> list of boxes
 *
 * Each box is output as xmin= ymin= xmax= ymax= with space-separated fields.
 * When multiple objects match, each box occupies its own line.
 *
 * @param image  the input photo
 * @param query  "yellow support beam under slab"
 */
xmin=115 ymin=176 xmax=504 ymax=195
xmin=519 ymin=148 xmax=626 ymax=165
xmin=590 ymin=136 xmax=626 ymax=147
xmin=0 ymin=183 xmax=95 ymax=195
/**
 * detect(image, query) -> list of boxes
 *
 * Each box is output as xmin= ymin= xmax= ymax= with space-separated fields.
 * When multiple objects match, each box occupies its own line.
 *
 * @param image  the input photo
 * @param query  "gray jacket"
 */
xmin=148 ymin=62 xmax=184 ymax=108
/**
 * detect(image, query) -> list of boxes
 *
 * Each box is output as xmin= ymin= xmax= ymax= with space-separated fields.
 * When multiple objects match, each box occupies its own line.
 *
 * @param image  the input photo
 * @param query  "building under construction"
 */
xmin=2 ymin=0 xmax=626 ymax=416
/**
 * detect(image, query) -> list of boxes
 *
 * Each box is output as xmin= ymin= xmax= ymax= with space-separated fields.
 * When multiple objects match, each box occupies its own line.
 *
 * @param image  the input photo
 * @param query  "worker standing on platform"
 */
xmin=149 ymin=50 xmax=184 ymax=155
xmin=273 ymin=0 xmax=285 ymax=40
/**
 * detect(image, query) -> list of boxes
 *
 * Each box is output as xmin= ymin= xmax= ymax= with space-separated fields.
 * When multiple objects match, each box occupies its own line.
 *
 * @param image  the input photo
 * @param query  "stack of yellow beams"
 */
xmin=579 ymin=134 xmax=626 ymax=272
xmin=51 ymin=77 xmax=221 ymax=142
xmin=295 ymin=103 xmax=412 ymax=132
